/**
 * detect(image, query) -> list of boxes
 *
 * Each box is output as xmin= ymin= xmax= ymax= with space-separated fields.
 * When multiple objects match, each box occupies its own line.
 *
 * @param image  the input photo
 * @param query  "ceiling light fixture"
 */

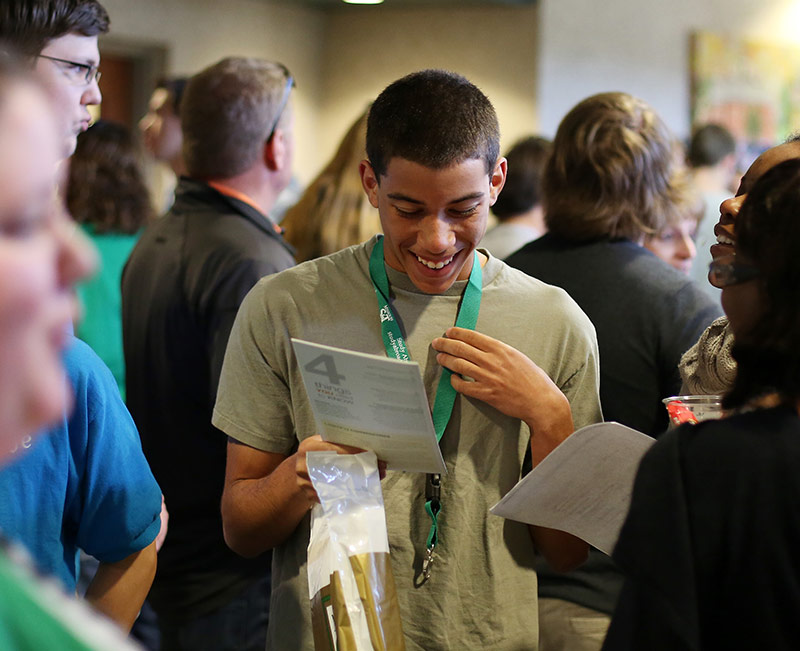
xmin=343 ymin=0 xmax=384 ymax=4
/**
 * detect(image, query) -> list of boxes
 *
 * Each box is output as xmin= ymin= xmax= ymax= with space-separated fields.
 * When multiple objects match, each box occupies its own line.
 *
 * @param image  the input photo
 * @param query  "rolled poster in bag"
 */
xmin=307 ymin=451 xmax=405 ymax=651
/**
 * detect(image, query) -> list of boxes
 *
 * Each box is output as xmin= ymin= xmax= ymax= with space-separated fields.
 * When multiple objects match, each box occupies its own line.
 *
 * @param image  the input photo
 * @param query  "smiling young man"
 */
xmin=214 ymin=69 xmax=602 ymax=650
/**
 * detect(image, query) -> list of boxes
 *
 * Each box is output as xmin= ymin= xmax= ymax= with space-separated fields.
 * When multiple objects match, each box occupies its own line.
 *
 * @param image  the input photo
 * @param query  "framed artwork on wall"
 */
xmin=690 ymin=30 xmax=800 ymax=166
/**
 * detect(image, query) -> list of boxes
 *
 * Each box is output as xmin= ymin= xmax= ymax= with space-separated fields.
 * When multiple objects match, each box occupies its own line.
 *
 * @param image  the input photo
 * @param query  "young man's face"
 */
xmin=360 ymin=156 xmax=506 ymax=295
xmin=35 ymin=33 xmax=102 ymax=159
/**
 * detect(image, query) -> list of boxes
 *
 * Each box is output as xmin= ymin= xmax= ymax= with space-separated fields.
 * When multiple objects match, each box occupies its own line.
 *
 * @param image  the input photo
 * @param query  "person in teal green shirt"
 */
xmin=68 ymin=120 xmax=154 ymax=400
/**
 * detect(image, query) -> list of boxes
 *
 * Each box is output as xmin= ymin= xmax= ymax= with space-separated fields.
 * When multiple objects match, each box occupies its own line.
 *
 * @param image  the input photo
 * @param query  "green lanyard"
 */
xmin=368 ymin=237 xmax=482 ymax=582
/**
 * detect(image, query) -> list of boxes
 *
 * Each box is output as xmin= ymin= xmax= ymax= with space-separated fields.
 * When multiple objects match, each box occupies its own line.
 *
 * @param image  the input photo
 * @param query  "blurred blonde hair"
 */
xmin=662 ymin=179 xmax=704 ymax=230
xmin=282 ymin=110 xmax=380 ymax=262
xmin=544 ymin=92 xmax=691 ymax=242
xmin=643 ymin=141 xmax=704 ymax=240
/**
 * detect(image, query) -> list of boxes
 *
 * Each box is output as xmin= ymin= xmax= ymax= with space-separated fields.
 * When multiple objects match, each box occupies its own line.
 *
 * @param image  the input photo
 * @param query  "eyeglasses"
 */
xmin=708 ymin=255 xmax=760 ymax=288
xmin=266 ymin=66 xmax=295 ymax=142
xmin=37 ymin=54 xmax=101 ymax=85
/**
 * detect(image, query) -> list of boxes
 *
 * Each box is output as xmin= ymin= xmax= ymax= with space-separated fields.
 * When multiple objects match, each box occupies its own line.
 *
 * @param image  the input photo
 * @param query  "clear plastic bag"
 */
xmin=307 ymin=451 xmax=405 ymax=651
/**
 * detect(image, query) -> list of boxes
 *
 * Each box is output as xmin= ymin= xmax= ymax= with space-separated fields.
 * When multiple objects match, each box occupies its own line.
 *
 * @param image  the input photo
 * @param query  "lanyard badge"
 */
xmin=368 ymin=237 xmax=482 ymax=582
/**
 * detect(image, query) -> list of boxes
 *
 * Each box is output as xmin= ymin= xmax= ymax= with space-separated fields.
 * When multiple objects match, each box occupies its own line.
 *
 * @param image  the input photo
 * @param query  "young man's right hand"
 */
xmin=295 ymin=435 xmax=385 ymax=504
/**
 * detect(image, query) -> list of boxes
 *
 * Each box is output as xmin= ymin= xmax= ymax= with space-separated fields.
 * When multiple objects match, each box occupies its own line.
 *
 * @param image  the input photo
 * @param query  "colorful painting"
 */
xmin=691 ymin=31 xmax=800 ymax=162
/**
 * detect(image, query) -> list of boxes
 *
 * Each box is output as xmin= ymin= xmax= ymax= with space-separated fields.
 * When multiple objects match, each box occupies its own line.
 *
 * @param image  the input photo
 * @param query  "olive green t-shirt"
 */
xmin=213 ymin=236 xmax=602 ymax=650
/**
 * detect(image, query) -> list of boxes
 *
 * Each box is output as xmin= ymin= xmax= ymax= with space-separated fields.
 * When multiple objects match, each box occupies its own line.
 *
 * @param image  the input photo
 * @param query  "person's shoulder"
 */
xmin=124 ymin=206 xmax=177 ymax=265
xmin=63 ymin=336 xmax=106 ymax=377
xmin=245 ymin=240 xmax=369 ymax=306
xmin=690 ymin=406 xmax=800 ymax=447
xmin=632 ymin=248 xmax=703 ymax=292
xmin=653 ymin=407 xmax=800 ymax=484
xmin=491 ymin=258 xmax=595 ymax=327
xmin=480 ymin=224 xmax=539 ymax=259
xmin=264 ymin=240 xmax=366 ymax=283
xmin=505 ymin=235 xmax=640 ymax=287
xmin=504 ymin=231 xmax=559 ymax=265
xmin=167 ymin=201 xmax=295 ymax=285
xmin=63 ymin=337 xmax=120 ymax=401
xmin=618 ymin=248 xmax=721 ymax=317
xmin=163 ymin=181 xmax=266 ymax=241
xmin=493 ymin=259 xmax=570 ymax=300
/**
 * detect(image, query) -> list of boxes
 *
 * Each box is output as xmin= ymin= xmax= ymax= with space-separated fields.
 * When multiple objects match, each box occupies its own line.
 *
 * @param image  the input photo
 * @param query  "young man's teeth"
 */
xmin=716 ymin=234 xmax=735 ymax=245
xmin=416 ymin=254 xmax=452 ymax=270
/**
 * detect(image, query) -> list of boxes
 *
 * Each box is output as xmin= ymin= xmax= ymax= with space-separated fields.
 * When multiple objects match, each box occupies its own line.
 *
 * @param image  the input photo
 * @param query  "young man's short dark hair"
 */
xmin=688 ymin=123 xmax=736 ymax=168
xmin=0 ymin=0 xmax=109 ymax=59
xmin=366 ymin=69 xmax=500 ymax=180
xmin=492 ymin=135 xmax=552 ymax=221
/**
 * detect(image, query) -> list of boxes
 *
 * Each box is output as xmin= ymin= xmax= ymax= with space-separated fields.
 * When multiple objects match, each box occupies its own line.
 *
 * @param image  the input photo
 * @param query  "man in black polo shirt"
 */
xmin=122 ymin=57 xmax=296 ymax=650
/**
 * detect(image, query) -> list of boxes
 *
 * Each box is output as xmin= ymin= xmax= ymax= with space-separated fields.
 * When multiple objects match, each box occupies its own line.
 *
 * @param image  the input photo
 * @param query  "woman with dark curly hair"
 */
xmin=605 ymin=158 xmax=800 ymax=651
xmin=67 ymin=120 xmax=153 ymax=399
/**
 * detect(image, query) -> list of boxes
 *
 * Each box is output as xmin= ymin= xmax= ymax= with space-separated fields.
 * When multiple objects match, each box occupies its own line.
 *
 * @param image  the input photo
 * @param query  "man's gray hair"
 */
xmin=181 ymin=57 xmax=292 ymax=179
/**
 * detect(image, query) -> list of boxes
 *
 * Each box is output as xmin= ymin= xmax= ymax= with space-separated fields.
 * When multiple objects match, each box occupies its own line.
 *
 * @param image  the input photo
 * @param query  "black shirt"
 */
xmin=506 ymin=234 xmax=721 ymax=615
xmin=605 ymin=406 xmax=800 ymax=650
xmin=122 ymin=178 xmax=295 ymax=623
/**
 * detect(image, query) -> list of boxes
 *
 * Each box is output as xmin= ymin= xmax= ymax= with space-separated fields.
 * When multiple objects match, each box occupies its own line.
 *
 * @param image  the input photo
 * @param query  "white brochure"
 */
xmin=490 ymin=422 xmax=655 ymax=555
xmin=291 ymin=339 xmax=447 ymax=475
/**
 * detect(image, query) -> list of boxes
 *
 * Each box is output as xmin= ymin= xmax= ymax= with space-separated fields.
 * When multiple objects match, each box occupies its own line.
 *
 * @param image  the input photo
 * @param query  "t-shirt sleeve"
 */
xmin=65 ymin=341 xmax=162 ymax=563
xmin=553 ymin=294 xmax=604 ymax=431
xmin=212 ymin=278 xmax=297 ymax=454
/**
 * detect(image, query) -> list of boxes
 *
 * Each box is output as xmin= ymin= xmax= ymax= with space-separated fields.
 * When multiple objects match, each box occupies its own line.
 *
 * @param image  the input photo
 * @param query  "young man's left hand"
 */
xmin=433 ymin=327 xmax=588 ymax=571
xmin=431 ymin=327 xmax=574 ymax=465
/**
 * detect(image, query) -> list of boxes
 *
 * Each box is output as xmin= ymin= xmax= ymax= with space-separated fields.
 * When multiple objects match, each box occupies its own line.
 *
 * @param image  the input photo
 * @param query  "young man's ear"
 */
xmin=359 ymin=160 xmax=380 ymax=209
xmin=489 ymin=157 xmax=508 ymax=206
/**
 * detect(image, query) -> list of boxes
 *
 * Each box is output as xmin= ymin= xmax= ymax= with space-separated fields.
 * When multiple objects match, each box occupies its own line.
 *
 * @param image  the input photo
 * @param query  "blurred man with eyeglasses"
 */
xmin=0 ymin=0 xmax=105 ymax=158
xmin=122 ymin=57 xmax=296 ymax=650
xmin=0 ymin=0 xmax=168 ymax=640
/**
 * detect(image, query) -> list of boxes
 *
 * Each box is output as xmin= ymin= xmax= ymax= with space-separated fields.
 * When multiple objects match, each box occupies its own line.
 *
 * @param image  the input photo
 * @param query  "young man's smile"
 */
xmin=360 ymin=156 xmax=506 ymax=294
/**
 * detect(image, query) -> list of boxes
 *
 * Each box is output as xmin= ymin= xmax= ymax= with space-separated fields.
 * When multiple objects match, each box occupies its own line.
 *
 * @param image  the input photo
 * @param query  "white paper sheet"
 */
xmin=292 ymin=339 xmax=447 ymax=474
xmin=490 ymin=422 xmax=655 ymax=555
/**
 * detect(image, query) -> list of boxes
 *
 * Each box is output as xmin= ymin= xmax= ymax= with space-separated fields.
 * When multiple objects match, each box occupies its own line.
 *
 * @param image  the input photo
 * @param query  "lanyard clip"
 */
xmin=422 ymin=543 xmax=436 ymax=581
xmin=426 ymin=473 xmax=441 ymax=502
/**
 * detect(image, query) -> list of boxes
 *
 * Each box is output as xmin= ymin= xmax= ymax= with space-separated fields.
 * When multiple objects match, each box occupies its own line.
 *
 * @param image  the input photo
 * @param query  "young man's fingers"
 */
xmin=449 ymin=372 xmax=487 ymax=398
xmin=300 ymin=482 xmax=320 ymax=504
xmin=431 ymin=336 xmax=488 ymax=366
xmin=435 ymin=351 xmax=483 ymax=380
xmin=442 ymin=327 xmax=499 ymax=352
